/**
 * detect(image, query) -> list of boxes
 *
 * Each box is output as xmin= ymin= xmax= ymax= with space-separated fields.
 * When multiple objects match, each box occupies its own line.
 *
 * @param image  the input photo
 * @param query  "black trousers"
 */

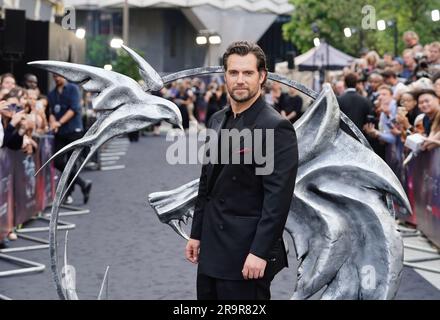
xmin=197 ymin=273 xmax=272 ymax=300
xmin=54 ymin=132 xmax=87 ymax=197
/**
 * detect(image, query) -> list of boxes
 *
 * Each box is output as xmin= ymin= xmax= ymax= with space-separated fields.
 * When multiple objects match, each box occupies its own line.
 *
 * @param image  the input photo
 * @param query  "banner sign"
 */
xmin=0 ymin=149 xmax=13 ymax=240
xmin=400 ymin=148 xmax=440 ymax=247
xmin=0 ymin=136 xmax=55 ymax=235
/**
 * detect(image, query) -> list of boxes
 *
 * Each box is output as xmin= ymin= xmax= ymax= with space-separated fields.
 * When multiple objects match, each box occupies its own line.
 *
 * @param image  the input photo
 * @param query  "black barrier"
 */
xmin=0 ymin=149 xmax=13 ymax=240
xmin=401 ymin=148 xmax=440 ymax=247
xmin=0 ymin=135 xmax=54 ymax=240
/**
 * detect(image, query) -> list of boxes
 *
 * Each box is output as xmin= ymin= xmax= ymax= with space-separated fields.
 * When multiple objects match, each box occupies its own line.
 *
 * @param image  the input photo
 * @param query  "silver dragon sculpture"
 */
xmin=31 ymin=45 xmax=411 ymax=300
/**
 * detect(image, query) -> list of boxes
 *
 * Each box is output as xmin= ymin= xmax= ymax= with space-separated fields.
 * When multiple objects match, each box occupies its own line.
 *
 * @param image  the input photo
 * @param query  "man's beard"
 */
xmin=229 ymin=87 xmax=258 ymax=103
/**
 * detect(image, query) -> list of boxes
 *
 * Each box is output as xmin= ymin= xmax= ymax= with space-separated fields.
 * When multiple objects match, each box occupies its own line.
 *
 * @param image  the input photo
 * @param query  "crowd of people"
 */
xmin=0 ymin=72 xmax=92 ymax=248
xmin=2 ymin=29 xmax=439 ymax=247
xmin=155 ymin=30 xmax=440 ymax=183
xmin=0 ymin=73 xmax=47 ymax=155
xmin=152 ymin=76 xmax=303 ymax=134
xmin=333 ymin=30 xmax=440 ymax=181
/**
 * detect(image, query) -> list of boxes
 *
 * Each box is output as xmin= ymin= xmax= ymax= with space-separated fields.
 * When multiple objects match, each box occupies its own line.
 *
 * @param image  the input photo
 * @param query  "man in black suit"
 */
xmin=337 ymin=72 xmax=373 ymax=139
xmin=185 ymin=41 xmax=298 ymax=300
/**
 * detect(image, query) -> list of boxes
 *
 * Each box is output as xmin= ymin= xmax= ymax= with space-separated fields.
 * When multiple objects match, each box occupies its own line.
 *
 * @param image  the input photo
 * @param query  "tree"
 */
xmin=86 ymin=35 xmax=143 ymax=81
xmin=86 ymin=35 xmax=112 ymax=68
xmin=283 ymin=0 xmax=440 ymax=57
xmin=112 ymin=48 xmax=143 ymax=81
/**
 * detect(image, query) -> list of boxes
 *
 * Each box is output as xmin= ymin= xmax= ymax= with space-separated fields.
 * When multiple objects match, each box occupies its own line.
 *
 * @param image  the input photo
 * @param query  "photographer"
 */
xmin=364 ymin=85 xmax=403 ymax=175
xmin=412 ymin=52 xmax=431 ymax=82
xmin=0 ymin=101 xmax=25 ymax=150
xmin=0 ymin=88 xmax=38 ymax=154
xmin=364 ymin=86 xmax=397 ymax=143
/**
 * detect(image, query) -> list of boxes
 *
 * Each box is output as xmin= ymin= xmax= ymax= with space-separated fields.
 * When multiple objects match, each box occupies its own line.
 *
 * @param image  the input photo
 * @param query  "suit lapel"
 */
xmin=206 ymin=111 xmax=228 ymax=191
xmin=206 ymin=95 xmax=266 ymax=194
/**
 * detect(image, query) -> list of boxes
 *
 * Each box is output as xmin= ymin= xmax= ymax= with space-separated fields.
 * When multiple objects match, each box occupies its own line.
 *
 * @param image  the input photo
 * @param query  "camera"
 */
xmin=413 ymin=53 xmax=431 ymax=79
xmin=7 ymin=103 xmax=23 ymax=112
xmin=366 ymin=114 xmax=376 ymax=124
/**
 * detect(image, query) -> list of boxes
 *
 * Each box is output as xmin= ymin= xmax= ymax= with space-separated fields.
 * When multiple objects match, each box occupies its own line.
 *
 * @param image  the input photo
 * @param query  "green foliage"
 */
xmin=86 ymin=35 xmax=112 ymax=67
xmin=85 ymin=35 xmax=143 ymax=81
xmin=283 ymin=0 xmax=440 ymax=57
xmin=112 ymin=48 xmax=144 ymax=81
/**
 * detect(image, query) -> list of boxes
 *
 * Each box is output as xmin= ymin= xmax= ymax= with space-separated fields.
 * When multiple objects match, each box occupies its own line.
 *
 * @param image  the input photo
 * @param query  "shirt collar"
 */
xmin=225 ymin=94 xmax=266 ymax=126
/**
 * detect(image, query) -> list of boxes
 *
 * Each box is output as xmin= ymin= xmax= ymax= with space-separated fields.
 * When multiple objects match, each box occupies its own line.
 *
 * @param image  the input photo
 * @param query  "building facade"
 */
xmin=64 ymin=0 xmax=295 ymax=72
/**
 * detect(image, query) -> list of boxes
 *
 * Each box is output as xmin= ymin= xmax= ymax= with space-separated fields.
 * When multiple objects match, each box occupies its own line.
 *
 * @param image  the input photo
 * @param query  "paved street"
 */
xmin=1 ymin=133 xmax=440 ymax=300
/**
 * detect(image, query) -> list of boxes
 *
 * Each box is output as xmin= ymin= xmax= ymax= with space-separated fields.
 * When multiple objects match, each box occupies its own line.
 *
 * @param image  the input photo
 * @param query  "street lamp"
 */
xmin=196 ymin=30 xmax=222 ymax=66
xmin=343 ymin=27 xmax=365 ymax=55
xmin=377 ymin=20 xmax=386 ymax=31
xmin=432 ymin=9 xmax=440 ymax=22
xmin=313 ymin=37 xmax=320 ymax=47
xmin=208 ymin=35 xmax=222 ymax=45
xmin=110 ymin=38 xmax=124 ymax=49
xmin=376 ymin=19 xmax=398 ymax=57
xmin=75 ymin=28 xmax=86 ymax=39
xmin=196 ymin=36 xmax=208 ymax=45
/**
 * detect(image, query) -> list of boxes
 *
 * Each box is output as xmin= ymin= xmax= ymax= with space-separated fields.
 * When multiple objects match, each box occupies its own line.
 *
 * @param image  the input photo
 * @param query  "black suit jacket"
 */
xmin=337 ymin=90 xmax=372 ymax=139
xmin=2 ymin=123 xmax=23 ymax=150
xmin=190 ymin=96 xmax=298 ymax=280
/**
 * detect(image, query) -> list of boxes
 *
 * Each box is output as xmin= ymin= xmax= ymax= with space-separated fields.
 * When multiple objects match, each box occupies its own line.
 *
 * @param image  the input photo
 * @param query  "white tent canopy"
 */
xmin=295 ymin=42 xmax=355 ymax=71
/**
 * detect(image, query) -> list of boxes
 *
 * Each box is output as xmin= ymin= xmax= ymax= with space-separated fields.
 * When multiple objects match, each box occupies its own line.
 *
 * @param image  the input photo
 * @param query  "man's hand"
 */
xmin=22 ymin=135 xmax=38 ymax=155
xmin=242 ymin=253 xmax=267 ymax=280
xmin=0 ymin=100 xmax=8 ymax=114
xmin=50 ymin=120 xmax=61 ymax=133
xmin=390 ymin=126 xmax=401 ymax=136
xmin=10 ymin=111 xmax=25 ymax=127
xmin=185 ymin=238 xmax=200 ymax=264
xmin=363 ymin=123 xmax=379 ymax=138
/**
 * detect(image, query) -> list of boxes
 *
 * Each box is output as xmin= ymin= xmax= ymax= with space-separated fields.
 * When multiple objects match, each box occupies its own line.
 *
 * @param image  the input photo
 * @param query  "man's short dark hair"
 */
xmin=344 ymin=72 xmax=358 ymax=88
xmin=2 ymin=87 xmax=24 ymax=100
xmin=415 ymin=88 xmax=439 ymax=101
xmin=381 ymin=69 xmax=397 ymax=79
xmin=222 ymin=41 xmax=268 ymax=85
xmin=24 ymin=73 xmax=37 ymax=81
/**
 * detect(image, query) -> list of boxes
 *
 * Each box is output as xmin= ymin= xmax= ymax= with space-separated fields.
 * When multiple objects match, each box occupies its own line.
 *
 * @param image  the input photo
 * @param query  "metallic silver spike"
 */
xmin=62 ymin=231 xmax=78 ymax=300
xmin=148 ymin=83 xmax=411 ymax=300
xmin=169 ymin=219 xmax=189 ymax=240
xmin=28 ymin=50 xmax=410 ymax=300
xmin=97 ymin=266 xmax=110 ymax=300
xmin=121 ymin=44 xmax=163 ymax=92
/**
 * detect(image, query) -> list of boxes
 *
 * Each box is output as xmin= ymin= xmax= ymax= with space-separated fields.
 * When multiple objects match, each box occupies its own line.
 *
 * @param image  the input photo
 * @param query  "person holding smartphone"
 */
xmin=0 ymin=100 xmax=25 ymax=150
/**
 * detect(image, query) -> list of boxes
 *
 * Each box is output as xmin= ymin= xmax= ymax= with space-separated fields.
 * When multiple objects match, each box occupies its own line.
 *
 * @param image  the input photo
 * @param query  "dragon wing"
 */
xmin=287 ymin=84 xmax=410 ymax=300
xmin=30 ymin=46 xmax=182 ymax=300
xmin=148 ymin=84 xmax=411 ymax=300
